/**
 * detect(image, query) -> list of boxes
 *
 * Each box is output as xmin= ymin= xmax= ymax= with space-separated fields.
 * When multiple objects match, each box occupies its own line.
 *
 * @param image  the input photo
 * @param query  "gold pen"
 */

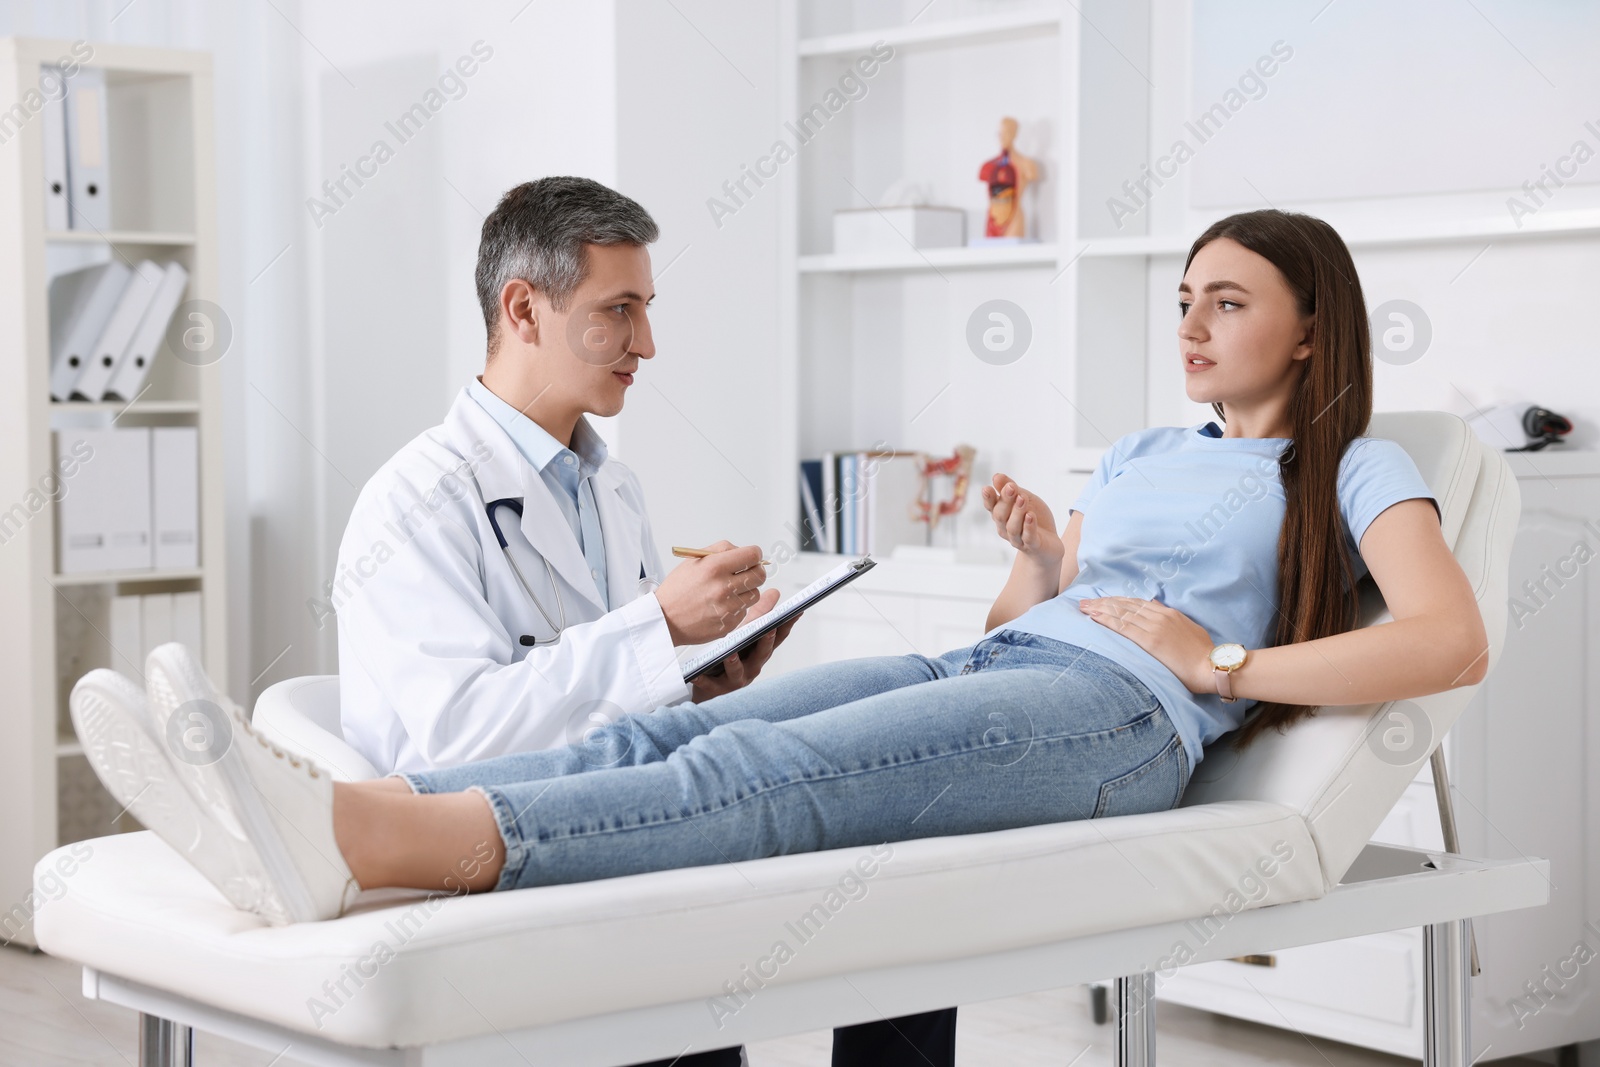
xmin=672 ymin=546 xmax=773 ymax=566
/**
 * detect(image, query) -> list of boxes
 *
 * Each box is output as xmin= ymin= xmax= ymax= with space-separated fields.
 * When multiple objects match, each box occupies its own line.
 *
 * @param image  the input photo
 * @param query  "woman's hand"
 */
xmin=1079 ymin=596 xmax=1216 ymax=694
xmin=980 ymin=473 xmax=1064 ymax=569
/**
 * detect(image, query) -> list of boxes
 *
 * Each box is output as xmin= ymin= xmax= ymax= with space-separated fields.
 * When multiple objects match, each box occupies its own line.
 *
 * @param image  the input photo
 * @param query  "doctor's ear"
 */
xmin=500 ymin=279 xmax=543 ymax=347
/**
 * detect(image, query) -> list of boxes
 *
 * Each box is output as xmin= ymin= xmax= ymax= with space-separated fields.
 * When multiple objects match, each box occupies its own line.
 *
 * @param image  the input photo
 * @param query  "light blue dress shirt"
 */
xmin=466 ymin=378 xmax=610 ymax=608
xmin=992 ymin=421 xmax=1439 ymax=770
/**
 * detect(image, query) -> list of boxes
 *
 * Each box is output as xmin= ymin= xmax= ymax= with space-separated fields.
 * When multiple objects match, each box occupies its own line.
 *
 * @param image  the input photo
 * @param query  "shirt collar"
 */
xmin=466 ymin=377 xmax=608 ymax=477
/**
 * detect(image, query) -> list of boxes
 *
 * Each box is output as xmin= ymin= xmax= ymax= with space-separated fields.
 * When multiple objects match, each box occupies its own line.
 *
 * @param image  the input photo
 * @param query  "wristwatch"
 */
xmin=1209 ymin=643 xmax=1248 ymax=702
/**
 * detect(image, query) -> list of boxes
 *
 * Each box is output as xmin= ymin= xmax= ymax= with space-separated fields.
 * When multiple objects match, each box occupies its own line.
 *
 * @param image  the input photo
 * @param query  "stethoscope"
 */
xmin=485 ymin=496 xmax=660 ymax=648
xmin=485 ymin=498 xmax=567 ymax=647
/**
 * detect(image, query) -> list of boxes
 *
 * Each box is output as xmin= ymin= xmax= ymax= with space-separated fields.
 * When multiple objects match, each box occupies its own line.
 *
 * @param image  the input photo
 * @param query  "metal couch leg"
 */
xmin=1424 ymin=920 xmax=1472 ymax=1067
xmin=1114 ymin=972 xmax=1157 ymax=1067
xmin=1430 ymin=747 xmax=1481 ymax=976
xmin=139 ymin=1013 xmax=193 ymax=1067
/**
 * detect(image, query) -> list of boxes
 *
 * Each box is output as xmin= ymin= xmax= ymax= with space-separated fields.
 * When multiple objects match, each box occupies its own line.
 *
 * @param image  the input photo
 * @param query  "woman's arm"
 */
xmin=1079 ymin=497 xmax=1489 ymax=706
xmin=1223 ymin=497 xmax=1488 ymax=705
xmin=972 ymin=476 xmax=1088 ymax=633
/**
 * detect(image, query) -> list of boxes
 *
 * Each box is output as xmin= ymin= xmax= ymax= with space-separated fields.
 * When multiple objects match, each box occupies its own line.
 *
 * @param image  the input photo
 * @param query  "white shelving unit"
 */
xmin=0 ymin=37 xmax=225 ymax=947
xmin=762 ymin=1 xmax=1166 ymax=638
xmin=775 ymin=2 xmax=1084 ymax=585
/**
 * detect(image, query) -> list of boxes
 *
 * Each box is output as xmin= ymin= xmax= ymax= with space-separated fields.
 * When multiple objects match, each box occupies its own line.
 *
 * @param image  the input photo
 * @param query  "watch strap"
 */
xmin=1213 ymin=665 xmax=1237 ymax=702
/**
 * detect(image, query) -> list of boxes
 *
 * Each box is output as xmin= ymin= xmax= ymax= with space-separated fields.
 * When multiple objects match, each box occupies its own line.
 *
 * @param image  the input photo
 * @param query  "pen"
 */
xmin=672 ymin=546 xmax=773 ymax=566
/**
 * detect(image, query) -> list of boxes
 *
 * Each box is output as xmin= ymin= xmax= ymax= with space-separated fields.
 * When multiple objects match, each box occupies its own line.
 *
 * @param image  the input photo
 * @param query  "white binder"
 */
xmin=151 ymin=426 xmax=199 ymax=569
xmin=64 ymin=65 xmax=110 ymax=231
xmin=56 ymin=427 xmax=152 ymax=574
xmin=47 ymin=260 xmax=131 ymax=401
xmin=41 ymin=74 xmax=70 ymax=231
xmin=72 ymin=259 xmax=162 ymax=401
xmin=109 ymin=595 xmax=143 ymax=675
xmin=106 ymin=261 xmax=188 ymax=402
xmin=141 ymin=593 xmax=173 ymax=660
xmin=171 ymin=591 xmax=203 ymax=658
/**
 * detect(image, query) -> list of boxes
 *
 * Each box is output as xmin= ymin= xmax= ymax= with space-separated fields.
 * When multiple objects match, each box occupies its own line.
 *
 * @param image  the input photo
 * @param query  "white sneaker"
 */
xmin=145 ymin=643 xmax=360 ymax=923
xmin=69 ymin=669 xmax=290 ymax=924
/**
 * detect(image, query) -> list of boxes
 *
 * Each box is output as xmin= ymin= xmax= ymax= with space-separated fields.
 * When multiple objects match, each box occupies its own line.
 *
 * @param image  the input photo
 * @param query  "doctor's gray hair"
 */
xmin=476 ymin=176 xmax=659 ymax=357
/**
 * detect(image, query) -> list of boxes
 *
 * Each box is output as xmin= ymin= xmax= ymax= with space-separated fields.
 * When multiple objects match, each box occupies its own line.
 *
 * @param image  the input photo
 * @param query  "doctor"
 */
xmin=335 ymin=176 xmax=791 ymax=775
xmin=331 ymin=177 xmax=957 ymax=1067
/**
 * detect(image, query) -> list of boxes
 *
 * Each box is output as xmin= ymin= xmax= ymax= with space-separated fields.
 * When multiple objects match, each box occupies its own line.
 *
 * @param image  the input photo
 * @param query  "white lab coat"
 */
xmin=336 ymin=388 xmax=692 ymax=774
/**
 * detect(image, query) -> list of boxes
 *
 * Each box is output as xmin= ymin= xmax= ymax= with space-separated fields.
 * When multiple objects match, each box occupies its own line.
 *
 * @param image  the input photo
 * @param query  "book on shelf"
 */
xmin=798 ymin=460 xmax=825 ymax=552
xmin=820 ymin=451 xmax=838 ymax=553
xmin=798 ymin=449 xmax=926 ymax=556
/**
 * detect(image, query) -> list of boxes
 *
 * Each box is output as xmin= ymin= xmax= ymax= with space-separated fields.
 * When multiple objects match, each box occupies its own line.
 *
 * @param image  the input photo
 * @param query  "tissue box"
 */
xmin=833 ymin=206 xmax=965 ymax=254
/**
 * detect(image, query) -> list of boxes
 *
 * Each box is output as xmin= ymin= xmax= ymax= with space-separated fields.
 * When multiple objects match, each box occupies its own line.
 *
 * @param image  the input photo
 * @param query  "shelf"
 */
xmin=56 ymin=739 xmax=84 ymax=759
xmin=1074 ymin=208 xmax=1600 ymax=260
xmin=1077 ymin=236 xmax=1192 ymax=259
xmin=798 ymin=9 xmax=1060 ymax=58
xmin=45 ymin=230 xmax=196 ymax=246
xmin=50 ymin=567 xmax=204 ymax=587
xmin=799 ymin=242 xmax=1061 ymax=274
xmin=1068 ymin=447 xmax=1108 ymax=474
xmin=1502 ymin=448 xmax=1600 ymax=478
xmin=50 ymin=400 xmax=201 ymax=415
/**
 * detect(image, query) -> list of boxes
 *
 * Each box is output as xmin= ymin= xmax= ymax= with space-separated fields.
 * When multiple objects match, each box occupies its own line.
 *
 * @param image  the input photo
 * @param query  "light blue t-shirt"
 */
xmin=991 ymin=420 xmax=1440 ymax=771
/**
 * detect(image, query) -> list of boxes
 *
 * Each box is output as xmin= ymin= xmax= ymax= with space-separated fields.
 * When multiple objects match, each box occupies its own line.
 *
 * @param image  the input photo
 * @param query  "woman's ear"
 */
xmin=501 ymin=279 xmax=541 ymax=346
xmin=1293 ymin=315 xmax=1315 ymax=361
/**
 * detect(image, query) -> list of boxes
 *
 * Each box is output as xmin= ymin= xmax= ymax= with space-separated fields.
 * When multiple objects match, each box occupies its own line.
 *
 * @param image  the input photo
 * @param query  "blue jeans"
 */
xmin=404 ymin=630 xmax=1191 ymax=891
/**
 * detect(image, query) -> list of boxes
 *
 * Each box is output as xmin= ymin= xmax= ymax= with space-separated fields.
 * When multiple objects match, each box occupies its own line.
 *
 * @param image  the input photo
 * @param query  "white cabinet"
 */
xmin=1158 ymin=450 xmax=1600 ymax=1062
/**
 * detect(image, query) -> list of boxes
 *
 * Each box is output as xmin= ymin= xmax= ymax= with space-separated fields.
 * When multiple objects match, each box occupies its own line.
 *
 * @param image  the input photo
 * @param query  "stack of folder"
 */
xmin=48 ymin=259 xmax=189 ymax=402
xmin=40 ymin=62 xmax=191 ymax=403
xmin=109 ymin=590 xmax=204 ymax=675
xmin=42 ymin=64 xmax=111 ymax=233
xmin=55 ymin=427 xmax=199 ymax=575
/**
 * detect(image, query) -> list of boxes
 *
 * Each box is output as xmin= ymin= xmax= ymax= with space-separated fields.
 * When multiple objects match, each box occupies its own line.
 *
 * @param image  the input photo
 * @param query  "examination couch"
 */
xmin=31 ymin=411 xmax=1546 ymax=1067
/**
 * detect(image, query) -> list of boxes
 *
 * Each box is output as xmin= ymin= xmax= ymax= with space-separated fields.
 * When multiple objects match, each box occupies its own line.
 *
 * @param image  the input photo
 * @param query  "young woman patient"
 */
xmin=73 ymin=208 xmax=1487 ymax=926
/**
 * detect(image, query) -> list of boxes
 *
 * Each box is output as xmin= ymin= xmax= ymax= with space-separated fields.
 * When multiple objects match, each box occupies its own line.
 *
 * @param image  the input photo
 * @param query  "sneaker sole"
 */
xmin=70 ymin=670 xmax=289 ymax=923
xmin=146 ymin=645 xmax=322 ymax=923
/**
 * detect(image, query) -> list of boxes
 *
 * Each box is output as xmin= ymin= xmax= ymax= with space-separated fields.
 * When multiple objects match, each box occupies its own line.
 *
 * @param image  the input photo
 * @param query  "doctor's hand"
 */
xmin=656 ymin=541 xmax=771 ymax=645
xmin=981 ymin=473 xmax=1064 ymax=568
xmin=690 ymin=606 xmax=803 ymax=702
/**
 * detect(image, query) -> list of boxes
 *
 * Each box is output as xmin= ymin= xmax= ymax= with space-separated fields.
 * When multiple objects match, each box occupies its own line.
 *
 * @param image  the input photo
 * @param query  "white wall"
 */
xmin=0 ymin=0 xmax=623 ymax=699
xmin=1147 ymin=0 xmax=1600 ymax=447
xmin=10 ymin=0 xmax=1597 ymax=700
xmin=289 ymin=0 xmax=623 ymax=683
xmin=615 ymin=0 xmax=788 ymax=552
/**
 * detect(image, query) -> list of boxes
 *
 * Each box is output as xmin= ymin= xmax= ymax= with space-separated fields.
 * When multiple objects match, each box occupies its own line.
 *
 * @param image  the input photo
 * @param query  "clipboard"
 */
xmin=681 ymin=556 xmax=876 ymax=681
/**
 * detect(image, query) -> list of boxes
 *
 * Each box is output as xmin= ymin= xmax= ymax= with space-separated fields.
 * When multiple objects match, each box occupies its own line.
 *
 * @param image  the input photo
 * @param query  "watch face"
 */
xmin=1211 ymin=643 xmax=1246 ymax=669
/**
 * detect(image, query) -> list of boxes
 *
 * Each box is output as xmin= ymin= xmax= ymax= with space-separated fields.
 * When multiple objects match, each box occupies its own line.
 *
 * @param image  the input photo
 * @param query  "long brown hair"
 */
xmin=1185 ymin=210 xmax=1374 ymax=750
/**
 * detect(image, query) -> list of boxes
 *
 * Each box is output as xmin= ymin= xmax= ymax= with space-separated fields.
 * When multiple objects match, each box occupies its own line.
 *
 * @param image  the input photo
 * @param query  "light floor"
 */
xmin=0 ymin=942 xmax=1547 ymax=1067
